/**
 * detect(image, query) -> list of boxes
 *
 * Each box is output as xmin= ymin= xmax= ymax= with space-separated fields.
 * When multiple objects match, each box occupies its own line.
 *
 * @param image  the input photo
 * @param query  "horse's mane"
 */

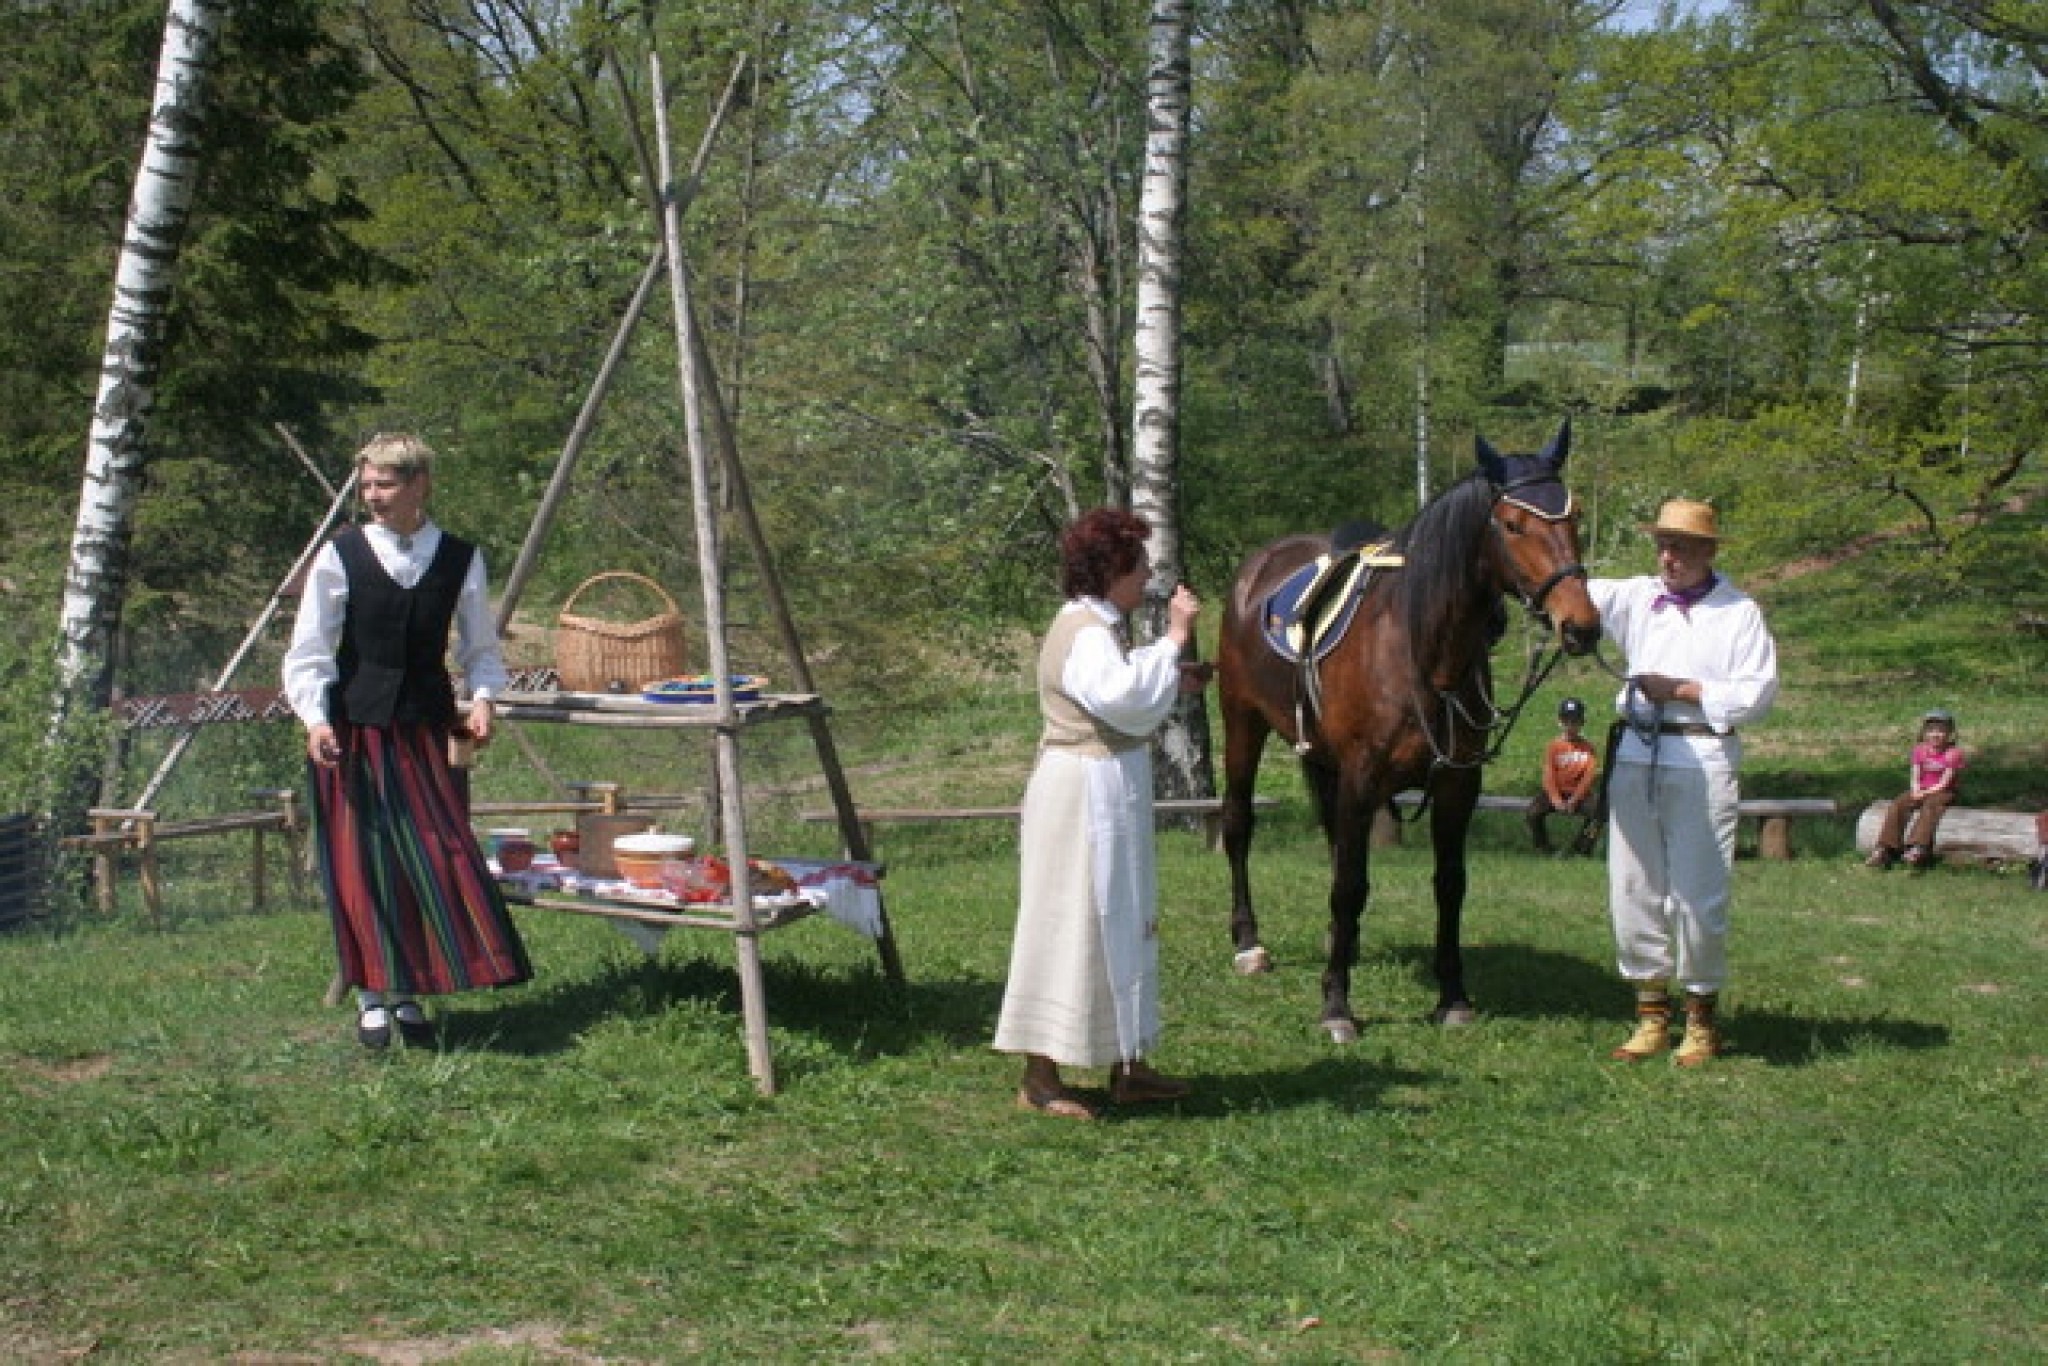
xmin=1390 ymin=473 xmax=1501 ymax=650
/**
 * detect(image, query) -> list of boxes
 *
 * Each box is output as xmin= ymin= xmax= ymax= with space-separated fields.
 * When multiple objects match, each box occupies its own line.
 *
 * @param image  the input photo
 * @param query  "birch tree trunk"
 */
xmin=1411 ymin=54 xmax=1434 ymax=510
xmin=49 ymin=0 xmax=227 ymax=822
xmin=1130 ymin=0 xmax=1213 ymax=802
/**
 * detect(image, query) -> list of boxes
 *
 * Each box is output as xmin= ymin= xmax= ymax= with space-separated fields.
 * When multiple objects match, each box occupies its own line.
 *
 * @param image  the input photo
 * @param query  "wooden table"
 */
xmin=492 ymin=689 xmax=903 ymax=1093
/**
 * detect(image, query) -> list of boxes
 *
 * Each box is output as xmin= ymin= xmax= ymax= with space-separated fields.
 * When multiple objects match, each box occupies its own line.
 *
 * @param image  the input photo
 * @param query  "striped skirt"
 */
xmin=310 ymin=721 xmax=532 ymax=996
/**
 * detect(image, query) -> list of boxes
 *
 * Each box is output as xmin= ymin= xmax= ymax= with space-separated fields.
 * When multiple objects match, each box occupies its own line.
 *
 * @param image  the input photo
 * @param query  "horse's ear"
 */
xmin=1542 ymin=418 xmax=1572 ymax=466
xmin=1475 ymin=434 xmax=1505 ymax=482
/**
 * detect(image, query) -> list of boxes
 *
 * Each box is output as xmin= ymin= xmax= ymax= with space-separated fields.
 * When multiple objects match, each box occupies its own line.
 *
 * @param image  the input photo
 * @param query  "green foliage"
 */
xmin=4 ymin=0 xmax=2045 ymax=861
xmin=0 ymin=0 xmax=387 ymax=698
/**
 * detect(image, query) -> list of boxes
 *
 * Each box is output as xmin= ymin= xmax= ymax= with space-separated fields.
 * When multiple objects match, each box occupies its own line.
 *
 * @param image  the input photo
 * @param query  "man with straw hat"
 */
xmin=1587 ymin=499 xmax=1779 ymax=1067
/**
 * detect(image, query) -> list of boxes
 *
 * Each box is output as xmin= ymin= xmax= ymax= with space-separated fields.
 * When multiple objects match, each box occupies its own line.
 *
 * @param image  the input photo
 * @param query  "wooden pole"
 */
xmin=653 ymin=49 xmax=775 ymax=1095
xmin=493 ymin=246 xmax=667 ymax=635
xmin=622 ymin=51 xmax=902 ymax=980
xmin=130 ymin=455 xmax=359 ymax=813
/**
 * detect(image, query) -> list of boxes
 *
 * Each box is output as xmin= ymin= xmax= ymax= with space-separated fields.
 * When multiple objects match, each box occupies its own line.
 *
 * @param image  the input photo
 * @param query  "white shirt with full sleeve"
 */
xmin=1587 ymin=574 xmax=1779 ymax=769
xmin=281 ymin=522 xmax=508 ymax=729
xmin=1059 ymin=599 xmax=1186 ymax=741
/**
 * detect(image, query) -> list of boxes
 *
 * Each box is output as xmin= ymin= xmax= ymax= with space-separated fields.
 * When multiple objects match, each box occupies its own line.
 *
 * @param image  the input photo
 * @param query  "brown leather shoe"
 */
xmin=1109 ymin=1061 xmax=1192 ymax=1105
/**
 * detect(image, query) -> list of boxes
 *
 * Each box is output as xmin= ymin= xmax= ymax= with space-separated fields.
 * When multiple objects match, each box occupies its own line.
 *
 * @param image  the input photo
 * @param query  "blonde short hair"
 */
xmin=355 ymin=432 xmax=437 ymax=479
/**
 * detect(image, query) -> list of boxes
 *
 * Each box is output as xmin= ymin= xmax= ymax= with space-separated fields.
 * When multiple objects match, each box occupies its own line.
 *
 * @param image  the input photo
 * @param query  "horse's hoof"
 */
xmin=1434 ymin=1004 xmax=1478 ymax=1027
xmin=1232 ymin=946 xmax=1273 ymax=975
xmin=1321 ymin=1017 xmax=1359 ymax=1045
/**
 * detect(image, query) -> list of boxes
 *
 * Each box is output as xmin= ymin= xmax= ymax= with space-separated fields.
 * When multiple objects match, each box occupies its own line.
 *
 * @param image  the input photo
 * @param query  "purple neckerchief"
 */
xmin=1651 ymin=574 xmax=1718 ymax=617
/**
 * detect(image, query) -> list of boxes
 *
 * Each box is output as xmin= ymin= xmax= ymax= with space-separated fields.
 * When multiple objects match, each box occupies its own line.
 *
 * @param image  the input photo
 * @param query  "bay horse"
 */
xmin=1214 ymin=422 xmax=1602 ymax=1041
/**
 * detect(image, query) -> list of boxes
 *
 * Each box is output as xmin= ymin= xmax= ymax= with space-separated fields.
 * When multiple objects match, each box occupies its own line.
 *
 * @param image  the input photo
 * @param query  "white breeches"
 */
xmin=1607 ymin=761 xmax=1739 ymax=994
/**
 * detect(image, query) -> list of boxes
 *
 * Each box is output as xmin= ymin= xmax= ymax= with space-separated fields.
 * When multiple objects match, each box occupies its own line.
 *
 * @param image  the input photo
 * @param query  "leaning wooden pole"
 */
xmin=619 ymin=54 xmax=897 ymax=979
xmin=682 ymin=304 xmax=897 ymax=885
xmin=494 ymin=248 xmax=667 ymax=635
xmin=652 ymin=49 xmax=777 ymax=1095
xmin=131 ymin=458 xmax=360 ymax=813
xmin=495 ymin=51 xmax=754 ymax=639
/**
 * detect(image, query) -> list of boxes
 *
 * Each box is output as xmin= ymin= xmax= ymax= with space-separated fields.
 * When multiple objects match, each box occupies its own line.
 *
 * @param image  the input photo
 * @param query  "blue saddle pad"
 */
xmin=1259 ymin=544 xmax=1401 ymax=665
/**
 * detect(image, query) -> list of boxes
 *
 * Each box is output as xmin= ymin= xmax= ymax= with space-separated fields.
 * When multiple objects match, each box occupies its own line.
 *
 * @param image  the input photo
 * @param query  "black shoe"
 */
xmin=357 ymin=1007 xmax=392 ymax=1050
xmin=393 ymin=1002 xmax=437 ymax=1048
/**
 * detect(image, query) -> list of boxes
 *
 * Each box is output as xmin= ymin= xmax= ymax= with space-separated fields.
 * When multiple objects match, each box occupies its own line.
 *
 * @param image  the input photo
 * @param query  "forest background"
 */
xmin=0 ymin=0 xmax=2043 ymax=824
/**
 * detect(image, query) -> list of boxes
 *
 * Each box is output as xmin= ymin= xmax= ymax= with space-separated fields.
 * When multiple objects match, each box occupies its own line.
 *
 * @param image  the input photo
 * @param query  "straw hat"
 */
xmin=1643 ymin=498 xmax=1722 ymax=542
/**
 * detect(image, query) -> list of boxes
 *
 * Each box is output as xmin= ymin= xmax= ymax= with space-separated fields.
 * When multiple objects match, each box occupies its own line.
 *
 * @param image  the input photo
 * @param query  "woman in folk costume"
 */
xmin=283 ymin=433 xmax=531 ymax=1049
xmin=995 ymin=508 xmax=1212 ymax=1119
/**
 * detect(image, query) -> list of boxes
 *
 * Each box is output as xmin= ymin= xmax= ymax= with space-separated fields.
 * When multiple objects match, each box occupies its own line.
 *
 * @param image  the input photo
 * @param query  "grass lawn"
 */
xmin=6 ymin=492 xmax=2043 ymax=1360
xmin=2 ymin=804 xmax=2042 ymax=1362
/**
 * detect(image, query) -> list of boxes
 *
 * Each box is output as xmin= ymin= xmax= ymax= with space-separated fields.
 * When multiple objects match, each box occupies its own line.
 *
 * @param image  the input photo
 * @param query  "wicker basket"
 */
xmin=553 ymin=572 xmax=689 ymax=693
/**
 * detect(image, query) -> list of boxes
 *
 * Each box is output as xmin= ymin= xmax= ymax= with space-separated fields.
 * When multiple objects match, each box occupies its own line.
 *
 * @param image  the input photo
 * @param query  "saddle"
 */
xmin=1260 ymin=522 xmax=1404 ymax=666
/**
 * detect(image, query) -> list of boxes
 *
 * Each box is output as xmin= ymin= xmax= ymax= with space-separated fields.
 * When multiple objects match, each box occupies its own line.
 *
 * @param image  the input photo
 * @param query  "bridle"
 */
xmin=1490 ymin=473 xmax=1588 ymax=619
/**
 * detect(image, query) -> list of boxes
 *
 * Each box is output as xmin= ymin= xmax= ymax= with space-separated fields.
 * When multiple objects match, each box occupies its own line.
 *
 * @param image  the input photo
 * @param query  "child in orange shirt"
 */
xmin=1527 ymin=697 xmax=1600 ymax=855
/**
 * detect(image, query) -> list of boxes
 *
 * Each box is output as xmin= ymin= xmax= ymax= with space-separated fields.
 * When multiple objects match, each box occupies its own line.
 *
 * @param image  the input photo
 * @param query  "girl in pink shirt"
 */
xmin=1868 ymin=710 xmax=1966 ymax=869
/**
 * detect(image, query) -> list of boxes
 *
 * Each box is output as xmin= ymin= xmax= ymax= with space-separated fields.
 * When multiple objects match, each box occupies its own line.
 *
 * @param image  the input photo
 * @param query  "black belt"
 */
xmin=1656 ymin=722 xmax=1720 ymax=737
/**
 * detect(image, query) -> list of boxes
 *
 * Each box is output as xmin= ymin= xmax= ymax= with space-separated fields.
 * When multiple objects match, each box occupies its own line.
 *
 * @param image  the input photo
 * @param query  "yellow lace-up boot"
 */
xmin=1610 ymin=980 xmax=1672 ymax=1061
xmin=1675 ymin=991 xmax=1721 ymax=1068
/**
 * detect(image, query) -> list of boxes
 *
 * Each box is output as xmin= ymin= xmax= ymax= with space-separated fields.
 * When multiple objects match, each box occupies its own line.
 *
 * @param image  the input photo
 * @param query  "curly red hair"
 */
xmin=1060 ymin=507 xmax=1151 ymax=599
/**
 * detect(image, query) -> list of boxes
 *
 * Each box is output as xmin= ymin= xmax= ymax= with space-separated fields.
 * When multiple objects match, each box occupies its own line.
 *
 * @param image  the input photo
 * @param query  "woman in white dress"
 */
xmin=995 ymin=508 xmax=1211 ymax=1119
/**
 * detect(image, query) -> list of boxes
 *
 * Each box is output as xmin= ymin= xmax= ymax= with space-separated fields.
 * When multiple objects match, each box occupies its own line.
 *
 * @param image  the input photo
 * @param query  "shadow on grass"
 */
xmin=1380 ymin=942 xmax=1951 ymax=1066
xmin=1717 ymin=1007 xmax=1950 ymax=1067
xmin=444 ymin=938 xmax=1952 ymax=1077
xmin=1021 ymin=1054 xmax=1436 ymax=1125
xmin=450 ymin=946 xmax=1442 ymax=1111
xmin=1381 ymin=941 xmax=1618 ymax=1021
xmin=446 ymin=946 xmax=1000 ymax=1060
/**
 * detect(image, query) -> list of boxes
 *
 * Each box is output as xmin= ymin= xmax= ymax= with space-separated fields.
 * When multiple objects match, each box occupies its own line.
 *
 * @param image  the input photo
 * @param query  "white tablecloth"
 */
xmin=494 ymin=855 xmax=884 ymax=939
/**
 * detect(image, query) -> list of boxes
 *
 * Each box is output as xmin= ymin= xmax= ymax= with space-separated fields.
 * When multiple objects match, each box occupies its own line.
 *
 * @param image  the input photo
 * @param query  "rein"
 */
xmin=1397 ymin=479 xmax=1582 ymax=823
xmin=1396 ymin=623 xmax=1571 ymax=825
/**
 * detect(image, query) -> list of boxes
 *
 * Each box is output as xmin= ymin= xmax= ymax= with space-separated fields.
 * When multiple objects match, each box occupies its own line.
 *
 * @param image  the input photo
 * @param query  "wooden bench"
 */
xmin=1853 ymin=801 xmax=2042 ymax=869
xmin=1736 ymin=798 xmax=1843 ymax=859
xmin=61 ymin=788 xmax=307 ymax=922
xmin=1386 ymin=791 xmax=1840 ymax=859
xmin=799 ymin=796 xmax=1276 ymax=853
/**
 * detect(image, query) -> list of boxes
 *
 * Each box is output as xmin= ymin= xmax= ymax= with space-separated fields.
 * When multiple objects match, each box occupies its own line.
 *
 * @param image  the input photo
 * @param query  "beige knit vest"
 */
xmin=1037 ymin=605 xmax=1148 ymax=759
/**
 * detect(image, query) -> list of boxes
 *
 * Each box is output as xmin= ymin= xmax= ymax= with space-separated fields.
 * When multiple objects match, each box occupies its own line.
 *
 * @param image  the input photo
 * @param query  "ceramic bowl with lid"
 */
xmin=612 ymin=832 xmax=696 ymax=887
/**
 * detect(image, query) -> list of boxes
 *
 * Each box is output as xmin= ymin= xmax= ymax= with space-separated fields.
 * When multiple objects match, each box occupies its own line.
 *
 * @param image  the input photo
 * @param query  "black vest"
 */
xmin=328 ymin=525 xmax=475 ymax=728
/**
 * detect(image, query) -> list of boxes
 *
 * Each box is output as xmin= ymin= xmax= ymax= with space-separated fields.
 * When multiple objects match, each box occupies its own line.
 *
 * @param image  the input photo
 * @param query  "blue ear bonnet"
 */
xmin=1476 ymin=419 xmax=1574 ymax=520
xmin=1489 ymin=455 xmax=1573 ymax=519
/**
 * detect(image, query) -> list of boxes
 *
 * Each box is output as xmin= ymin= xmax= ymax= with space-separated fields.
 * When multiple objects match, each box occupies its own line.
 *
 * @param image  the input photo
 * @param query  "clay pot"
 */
xmin=549 ymin=829 xmax=580 ymax=868
xmin=612 ymin=832 xmax=695 ymax=888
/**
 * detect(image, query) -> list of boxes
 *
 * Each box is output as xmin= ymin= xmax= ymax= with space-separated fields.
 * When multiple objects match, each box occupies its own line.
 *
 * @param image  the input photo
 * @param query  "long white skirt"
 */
xmin=993 ymin=746 xmax=1161 ymax=1068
